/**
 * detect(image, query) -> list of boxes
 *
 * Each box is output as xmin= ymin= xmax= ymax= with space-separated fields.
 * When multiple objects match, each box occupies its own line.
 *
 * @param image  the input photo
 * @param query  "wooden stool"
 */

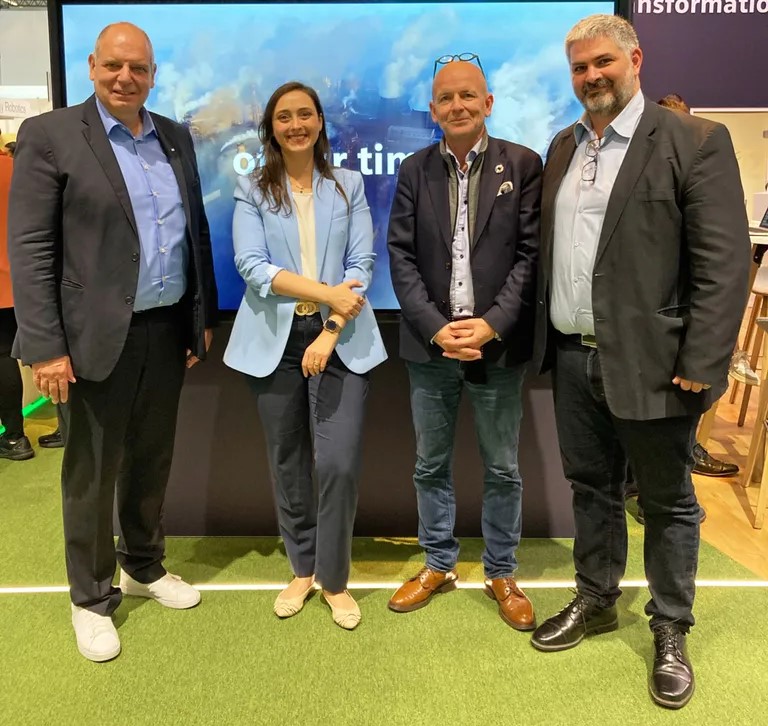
xmin=741 ymin=318 xmax=768 ymax=528
xmin=730 ymin=267 xmax=768 ymax=426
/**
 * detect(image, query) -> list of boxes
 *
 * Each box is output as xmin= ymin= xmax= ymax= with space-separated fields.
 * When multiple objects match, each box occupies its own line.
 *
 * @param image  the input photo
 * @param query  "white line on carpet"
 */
xmin=2 ymin=579 xmax=768 ymax=595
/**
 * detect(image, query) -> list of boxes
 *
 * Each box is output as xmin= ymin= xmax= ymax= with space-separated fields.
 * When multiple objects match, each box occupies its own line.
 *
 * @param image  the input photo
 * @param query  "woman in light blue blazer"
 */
xmin=224 ymin=82 xmax=387 ymax=630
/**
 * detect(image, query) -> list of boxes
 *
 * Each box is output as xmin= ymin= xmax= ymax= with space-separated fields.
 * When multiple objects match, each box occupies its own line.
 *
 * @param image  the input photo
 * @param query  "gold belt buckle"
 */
xmin=580 ymin=334 xmax=597 ymax=349
xmin=295 ymin=301 xmax=319 ymax=316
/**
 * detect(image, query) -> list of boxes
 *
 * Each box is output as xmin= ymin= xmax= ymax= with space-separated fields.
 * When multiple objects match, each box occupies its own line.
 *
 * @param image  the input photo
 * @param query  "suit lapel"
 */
xmin=276 ymin=197 xmax=302 ymax=273
xmin=314 ymin=174 xmax=336 ymax=279
xmin=472 ymin=138 xmax=502 ymax=248
xmin=80 ymin=97 xmax=138 ymax=236
xmin=541 ymin=129 xmax=577 ymax=279
xmin=425 ymin=148 xmax=452 ymax=252
xmin=152 ymin=115 xmax=193 ymax=237
xmin=594 ymin=102 xmax=660 ymax=267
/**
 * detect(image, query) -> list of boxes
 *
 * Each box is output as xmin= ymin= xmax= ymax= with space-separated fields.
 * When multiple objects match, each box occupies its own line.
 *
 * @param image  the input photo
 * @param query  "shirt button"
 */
xmin=458 ymin=281 xmax=463 ymax=287
xmin=160 ymin=247 xmax=167 ymax=254
xmin=143 ymin=165 xmax=149 ymax=171
xmin=125 ymin=295 xmax=134 ymax=305
xmin=157 ymin=219 xmax=164 ymax=225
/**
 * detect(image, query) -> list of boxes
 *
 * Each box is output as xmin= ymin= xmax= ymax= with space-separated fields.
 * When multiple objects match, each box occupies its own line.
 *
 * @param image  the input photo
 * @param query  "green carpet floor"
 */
xmin=1 ymin=414 xmax=766 ymax=724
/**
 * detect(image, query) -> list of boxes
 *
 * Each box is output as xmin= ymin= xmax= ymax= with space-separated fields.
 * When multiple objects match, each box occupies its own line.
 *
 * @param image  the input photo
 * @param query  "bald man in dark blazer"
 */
xmin=8 ymin=22 xmax=217 ymax=662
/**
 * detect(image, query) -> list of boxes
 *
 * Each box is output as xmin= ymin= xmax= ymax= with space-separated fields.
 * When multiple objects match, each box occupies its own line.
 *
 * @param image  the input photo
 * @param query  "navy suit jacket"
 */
xmin=387 ymin=135 xmax=542 ymax=365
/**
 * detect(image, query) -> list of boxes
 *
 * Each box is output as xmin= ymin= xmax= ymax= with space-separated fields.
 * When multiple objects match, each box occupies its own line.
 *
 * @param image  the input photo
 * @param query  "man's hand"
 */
xmin=433 ymin=322 xmax=478 ymax=361
xmin=440 ymin=318 xmax=497 ymax=361
xmin=672 ymin=376 xmax=711 ymax=393
xmin=32 ymin=355 xmax=76 ymax=404
xmin=324 ymin=280 xmax=365 ymax=320
xmin=186 ymin=328 xmax=214 ymax=369
xmin=302 ymin=330 xmax=338 ymax=377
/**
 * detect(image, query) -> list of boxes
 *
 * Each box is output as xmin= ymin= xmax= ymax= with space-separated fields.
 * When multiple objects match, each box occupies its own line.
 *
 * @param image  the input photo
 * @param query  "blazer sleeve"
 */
xmin=231 ymin=176 xmax=286 ymax=298
xmin=483 ymin=149 xmax=542 ymax=339
xmin=186 ymin=127 xmax=218 ymax=326
xmin=387 ymin=159 xmax=449 ymax=342
xmin=7 ymin=118 xmax=69 ymax=365
xmin=675 ymin=123 xmax=750 ymax=383
xmin=341 ymin=171 xmax=375 ymax=295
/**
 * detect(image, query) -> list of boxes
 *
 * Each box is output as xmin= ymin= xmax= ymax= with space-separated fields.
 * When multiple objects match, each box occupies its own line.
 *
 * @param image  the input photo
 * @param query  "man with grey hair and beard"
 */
xmin=530 ymin=14 xmax=749 ymax=708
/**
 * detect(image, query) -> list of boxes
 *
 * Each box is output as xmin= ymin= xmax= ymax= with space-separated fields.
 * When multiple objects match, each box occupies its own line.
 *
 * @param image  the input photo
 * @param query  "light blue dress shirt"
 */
xmin=446 ymin=136 xmax=484 ymax=318
xmin=550 ymin=91 xmax=645 ymax=335
xmin=96 ymin=99 xmax=187 ymax=312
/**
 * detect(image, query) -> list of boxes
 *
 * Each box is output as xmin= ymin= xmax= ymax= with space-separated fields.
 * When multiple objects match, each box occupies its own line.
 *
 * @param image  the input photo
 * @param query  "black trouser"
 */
xmin=554 ymin=337 xmax=700 ymax=630
xmin=247 ymin=314 xmax=369 ymax=593
xmin=60 ymin=305 xmax=186 ymax=615
xmin=0 ymin=307 xmax=24 ymax=439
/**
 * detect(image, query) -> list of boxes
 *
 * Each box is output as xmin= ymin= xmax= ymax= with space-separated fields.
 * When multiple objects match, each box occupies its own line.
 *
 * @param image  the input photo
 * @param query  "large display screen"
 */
xmin=54 ymin=1 xmax=619 ymax=310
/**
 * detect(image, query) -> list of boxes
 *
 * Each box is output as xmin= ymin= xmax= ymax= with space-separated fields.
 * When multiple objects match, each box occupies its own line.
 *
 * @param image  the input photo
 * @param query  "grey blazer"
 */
xmin=8 ymin=94 xmax=218 ymax=381
xmin=533 ymin=98 xmax=750 ymax=420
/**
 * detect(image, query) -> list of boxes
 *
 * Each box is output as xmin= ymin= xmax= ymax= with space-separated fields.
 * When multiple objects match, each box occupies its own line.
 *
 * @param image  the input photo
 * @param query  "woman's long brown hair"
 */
xmin=254 ymin=81 xmax=348 ymax=214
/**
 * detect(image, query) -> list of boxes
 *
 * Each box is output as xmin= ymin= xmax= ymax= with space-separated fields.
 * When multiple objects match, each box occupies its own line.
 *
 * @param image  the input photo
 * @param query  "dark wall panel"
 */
xmin=163 ymin=322 xmax=575 ymax=538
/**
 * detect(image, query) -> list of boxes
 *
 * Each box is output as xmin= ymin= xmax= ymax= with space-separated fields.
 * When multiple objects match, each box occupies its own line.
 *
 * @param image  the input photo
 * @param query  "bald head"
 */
xmin=94 ymin=22 xmax=154 ymax=66
xmin=89 ymin=22 xmax=156 ymax=135
xmin=430 ymin=61 xmax=492 ymax=153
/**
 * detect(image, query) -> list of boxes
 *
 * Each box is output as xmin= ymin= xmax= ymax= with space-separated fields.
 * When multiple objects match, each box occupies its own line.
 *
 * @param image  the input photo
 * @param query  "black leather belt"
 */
xmin=557 ymin=332 xmax=597 ymax=349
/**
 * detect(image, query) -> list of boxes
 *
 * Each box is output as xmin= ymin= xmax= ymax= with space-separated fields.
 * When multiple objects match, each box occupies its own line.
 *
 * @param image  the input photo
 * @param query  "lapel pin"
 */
xmin=495 ymin=164 xmax=504 ymax=174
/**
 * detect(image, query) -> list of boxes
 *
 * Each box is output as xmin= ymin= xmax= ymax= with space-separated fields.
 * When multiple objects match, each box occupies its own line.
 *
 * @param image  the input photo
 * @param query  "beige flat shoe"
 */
xmin=273 ymin=578 xmax=315 ymax=618
xmin=322 ymin=590 xmax=361 ymax=630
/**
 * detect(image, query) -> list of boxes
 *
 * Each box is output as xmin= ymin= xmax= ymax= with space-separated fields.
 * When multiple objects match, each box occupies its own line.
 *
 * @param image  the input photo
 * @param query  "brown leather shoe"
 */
xmin=388 ymin=567 xmax=458 ymax=612
xmin=485 ymin=577 xmax=536 ymax=631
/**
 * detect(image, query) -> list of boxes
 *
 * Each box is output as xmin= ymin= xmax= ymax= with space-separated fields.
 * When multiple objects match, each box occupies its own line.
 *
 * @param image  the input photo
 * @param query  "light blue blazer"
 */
xmin=223 ymin=168 xmax=387 ymax=377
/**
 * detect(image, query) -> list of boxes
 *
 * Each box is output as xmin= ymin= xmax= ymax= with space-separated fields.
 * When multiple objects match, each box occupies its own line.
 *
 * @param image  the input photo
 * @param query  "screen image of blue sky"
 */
xmin=62 ymin=1 xmax=613 ymax=310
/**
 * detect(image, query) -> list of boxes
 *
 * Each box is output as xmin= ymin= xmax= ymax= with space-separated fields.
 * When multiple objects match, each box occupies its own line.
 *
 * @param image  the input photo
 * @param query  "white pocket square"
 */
xmin=497 ymin=181 xmax=514 ymax=196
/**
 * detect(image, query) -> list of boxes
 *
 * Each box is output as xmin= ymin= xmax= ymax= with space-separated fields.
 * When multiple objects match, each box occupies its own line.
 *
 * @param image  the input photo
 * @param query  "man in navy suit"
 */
xmin=386 ymin=56 xmax=541 ymax=629
xmin=8 ymin=22 xmax=218 ymax=661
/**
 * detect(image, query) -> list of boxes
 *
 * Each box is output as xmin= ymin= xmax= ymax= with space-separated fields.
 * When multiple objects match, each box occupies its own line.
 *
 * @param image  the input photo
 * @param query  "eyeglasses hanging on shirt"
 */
xmin=581 ymin=138 xmax=601 ymax=184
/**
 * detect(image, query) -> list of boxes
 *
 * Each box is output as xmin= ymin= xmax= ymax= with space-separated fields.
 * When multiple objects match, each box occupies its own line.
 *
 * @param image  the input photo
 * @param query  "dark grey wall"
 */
xmin=163 ymin=321 xmax=575 ymax=538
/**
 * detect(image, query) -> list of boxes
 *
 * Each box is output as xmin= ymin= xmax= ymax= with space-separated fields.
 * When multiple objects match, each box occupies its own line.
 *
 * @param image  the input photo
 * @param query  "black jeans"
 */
xmin=554 ymin=339 xmax=700 ymax=630
xmin=0 ymin=307 xmax=24 ymax=439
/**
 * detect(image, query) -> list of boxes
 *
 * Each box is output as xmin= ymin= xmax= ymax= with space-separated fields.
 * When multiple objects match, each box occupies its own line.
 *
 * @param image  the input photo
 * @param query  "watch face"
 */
xmin=324 ymin=319 xmax=340 ymax=333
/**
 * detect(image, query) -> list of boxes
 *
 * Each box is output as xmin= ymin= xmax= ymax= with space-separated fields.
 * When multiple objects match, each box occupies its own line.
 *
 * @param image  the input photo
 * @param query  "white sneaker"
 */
xmin=120 ymin=571 xmax=201 ymax=609
xmin=729 ymin=350 xmax=760 ymax=385
xmin=71 ymin=604 xmax=121 ymax=662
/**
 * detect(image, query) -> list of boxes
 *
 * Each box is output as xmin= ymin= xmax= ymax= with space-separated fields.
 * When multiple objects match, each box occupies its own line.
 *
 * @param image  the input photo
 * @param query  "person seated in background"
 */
xmin=0 ymin=150 xmax=33 ymax=461
xmin=3 ymin=142 xmax=16 ymax=158
xmin=223 ymin=81 xmax=387 ymax=631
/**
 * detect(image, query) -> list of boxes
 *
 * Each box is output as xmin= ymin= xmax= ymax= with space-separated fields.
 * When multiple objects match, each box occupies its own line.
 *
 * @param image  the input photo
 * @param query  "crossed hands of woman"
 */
xmin=302 ymin=280 xmax=365 ymax=378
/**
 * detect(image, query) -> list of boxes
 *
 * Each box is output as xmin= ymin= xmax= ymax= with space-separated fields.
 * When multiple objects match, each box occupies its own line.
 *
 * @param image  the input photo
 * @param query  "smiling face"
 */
xmin=430 ymin=61 xmax=493 ymax=150
xmin=88 ymin=23 xmax=155 ymax=126
xmin=568 ymin=35 xmax=642 ymax=120
xmin=271 ymin=90 xmax=323 ymax=157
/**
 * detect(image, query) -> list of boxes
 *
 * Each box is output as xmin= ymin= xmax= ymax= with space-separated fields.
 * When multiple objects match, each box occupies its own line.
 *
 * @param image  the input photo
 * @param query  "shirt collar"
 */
xmin=440 ymin=130 xmax=488 ymax=169
xmin=95 ymin=96 xmax=156 ymax=140
xmin=574 ymin=89 xmax=645 ymax=145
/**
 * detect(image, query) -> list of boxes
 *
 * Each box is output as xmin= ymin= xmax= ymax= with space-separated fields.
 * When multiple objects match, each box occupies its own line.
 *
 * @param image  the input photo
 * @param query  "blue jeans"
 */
xmin=406 ymin=358 xmax=526 ymax=578
xmin=553 ymin=339 xmax=700 ymax=630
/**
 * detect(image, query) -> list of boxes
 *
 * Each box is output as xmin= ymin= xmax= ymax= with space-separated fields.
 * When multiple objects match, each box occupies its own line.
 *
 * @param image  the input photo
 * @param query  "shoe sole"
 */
xmin=38 ymin=443 xmax=64 ymax=449
xmin=483 ymin=586 xmax=537 ymax=631
xmin=387 ymin=579 xmax=457 ymax=613
xmin=692 ymin=469 xmax=738 ymax=478
xmin=0 ymin=451 xmax=35 ymax=461
xmin=77 ymin=642 xmax=121 ymax=662
xmin=649 ymin=680 xmax=695 ymax=709
xmin=120 ymin=585 xmax=201 ymax=609
xmin=531 ymin=617 xmax=619 ymax=652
